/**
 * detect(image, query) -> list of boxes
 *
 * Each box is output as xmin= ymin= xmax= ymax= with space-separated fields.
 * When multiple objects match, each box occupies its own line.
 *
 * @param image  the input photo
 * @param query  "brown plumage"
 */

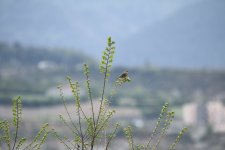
xmin=118 ymin=70 xmax=128 ymax=79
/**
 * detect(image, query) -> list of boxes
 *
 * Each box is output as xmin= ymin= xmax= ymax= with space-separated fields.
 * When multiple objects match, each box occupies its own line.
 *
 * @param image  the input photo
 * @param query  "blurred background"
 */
xmin=0 ymin=0 xmax=225 ymax=149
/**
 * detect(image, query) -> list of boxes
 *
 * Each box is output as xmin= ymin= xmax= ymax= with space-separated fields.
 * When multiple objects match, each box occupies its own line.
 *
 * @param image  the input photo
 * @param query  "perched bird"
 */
xmin=115 ymin=70 xmax=131 ymax=86
xmin=118 ymin=70 xmax=129 ymax=79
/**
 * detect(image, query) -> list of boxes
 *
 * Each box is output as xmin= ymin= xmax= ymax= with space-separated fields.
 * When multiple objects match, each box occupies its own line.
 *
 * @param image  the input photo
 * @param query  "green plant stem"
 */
xmin=152 ymin=113 xmax=173 ymax=150
xmin=98 ymin=47 xmax=111 ymax=125
xmin=84 ymin=65 xmax=96 ymax=128
xmin=97 ymin=63 xmax=108 ymax=124
xmin=58 ymin=86 xmax=80 ymax=135
xmin=12 ymin=99 xmax=19 ymax=150
xmin=130 ymin=134 xmax=134 ymax=150
xmin=91 ymin=50 xmax=111 ymax=150
xmin=105 ymin=124 xmax=119 ymax=150
xmin=53 ymin=132 xmax=72 ymax=150
xmin=59 ymin=115 xmax=79 ymax=138
xmin=77 ymin=106 xmax=84 ymax=150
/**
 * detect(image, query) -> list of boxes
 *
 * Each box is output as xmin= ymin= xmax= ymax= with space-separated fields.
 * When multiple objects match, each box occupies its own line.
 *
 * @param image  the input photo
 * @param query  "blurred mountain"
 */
xmin=0 ymin=42 xmax=94 ymax=69
xmin=1 ymin=42 xmax=225 ymax=108
xmin=117 ymin=0 xmax=225 ymax=69
xmin=0 ymin=42 xmax=95 ymax=97
xmin=0 ymin=0 xmax=224 ymax=69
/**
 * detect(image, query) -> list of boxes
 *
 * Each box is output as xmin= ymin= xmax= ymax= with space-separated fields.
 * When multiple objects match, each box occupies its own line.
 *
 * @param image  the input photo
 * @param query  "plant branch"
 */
xmin=12 ymin=97 xmax=20 ymax=150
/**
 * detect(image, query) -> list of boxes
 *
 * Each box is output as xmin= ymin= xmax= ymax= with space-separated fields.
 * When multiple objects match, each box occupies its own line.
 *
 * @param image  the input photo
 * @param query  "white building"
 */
xmin=182 ymin=100 xmax=225 ymax=132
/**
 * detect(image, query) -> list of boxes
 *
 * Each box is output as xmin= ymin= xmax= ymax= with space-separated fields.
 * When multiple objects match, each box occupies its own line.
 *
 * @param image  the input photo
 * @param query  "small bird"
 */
xmin=115 ymin=70 xmax=131 ymax=86
xmin=118 ymin=70 xmax=129 ymax=79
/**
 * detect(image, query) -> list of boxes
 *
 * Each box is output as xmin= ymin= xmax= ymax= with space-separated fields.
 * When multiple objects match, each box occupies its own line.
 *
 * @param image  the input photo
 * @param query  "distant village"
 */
xmin=46 ymin=84 xmax=225 ymax=134
xmin=183 ymin=94 xmax=225 ymax=133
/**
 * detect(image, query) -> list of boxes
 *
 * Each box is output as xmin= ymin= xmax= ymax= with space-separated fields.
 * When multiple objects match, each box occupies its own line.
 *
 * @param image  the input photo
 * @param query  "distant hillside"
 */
xmin=0 ymin=43 xmax=225 ymax=118
xmin=0 ymin=42 xmax=96 ymax=97
xmin=0 ymin=42 xmax=94 ymax=68
xmin=111 ymin=66 xmax=225 ymax=104
xmin=117 ymin=0 xmax=225 ymax=69
xmin=1 ymin=42 xmax=225 ymax=100
xmin=2 ymin=0 xmax=222 ymax=69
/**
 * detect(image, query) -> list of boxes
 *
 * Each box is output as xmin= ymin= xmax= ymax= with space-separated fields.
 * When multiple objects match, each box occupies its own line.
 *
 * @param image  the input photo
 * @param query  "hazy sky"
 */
xmin=1 ymin=0 xmax=224 ymax=69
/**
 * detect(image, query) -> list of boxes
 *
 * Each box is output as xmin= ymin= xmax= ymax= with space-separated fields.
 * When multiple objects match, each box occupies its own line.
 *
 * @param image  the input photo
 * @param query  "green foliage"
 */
xmin=169 ymin=127 xmax=188 ymax=150
xmin=1 ymin=41 xmax=225 ymax=108
xmin=124 ymin=126 xmax=135 ymax=149
xmin=0 ymin=96 xmax=50 ymax=150
xmin=54 ymin=37 xmax=187 ymax=150
xmin=99 ymin=36 xmax=115 ymax=78
xmin=123 ymin=102 xmax=187 ymax=150
xmin=1 ymin=37 xmax=188 ymax=150
xmin=54 ymin=37 xmax=120 ymax=150
xmin=12 ymin=96 xmax=22 ymax=129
